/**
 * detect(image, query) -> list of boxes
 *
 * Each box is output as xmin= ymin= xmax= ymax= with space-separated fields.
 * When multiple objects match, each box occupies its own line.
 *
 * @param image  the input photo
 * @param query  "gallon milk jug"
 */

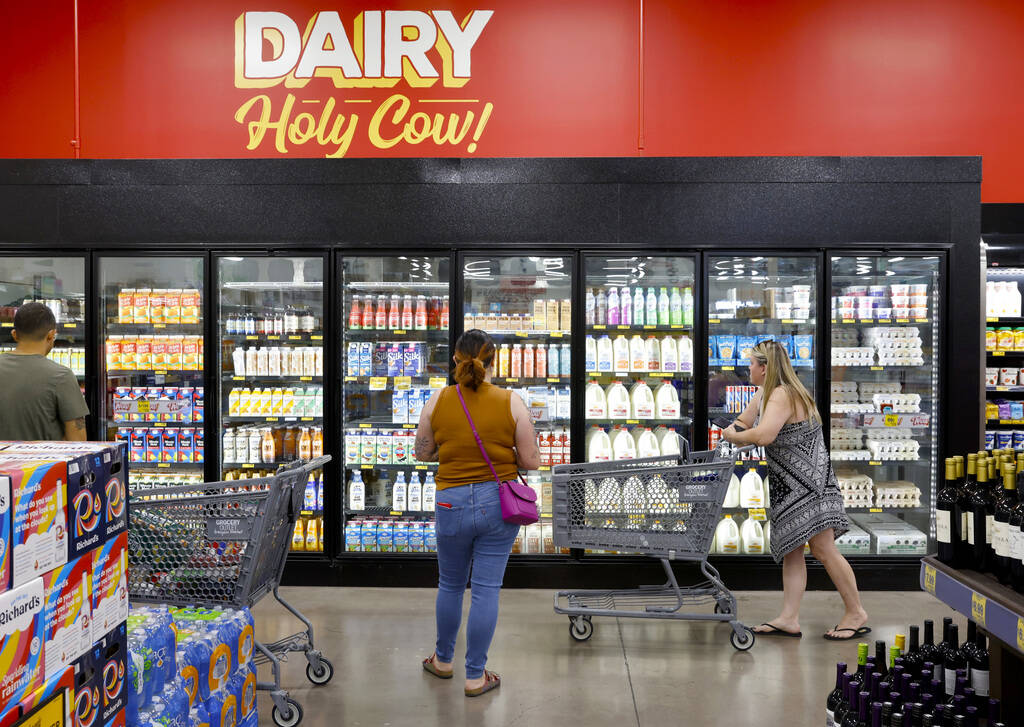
xmin=611 ymin=426 xmax=637 ymax=460
xmin=585 ymin=335 xmax=598 ymax=372
xmin=597 ymin=335 xmax=614 ymax=373
xmin=597 ymin=475 xmax=622 ymax=512
xmin=613 ymin=335 xmax=630 ymax=373
xmin=715 ymin=516 xmax=740 ymax=554
xmin=660 ymin=336 xmax=678 ymax=372
xmin=645 ymin=336 xmax=662 ymax=372
xmin=762 ymin=474 xmax=770 ymax=509
xmin=654 ymin=426 xmax=682 ymax=456
xmin=605 ymin=382 xmax=630 ymax=419
xmin=629 ymin=381 xmax=655 ymax=419
xmin=678 ymin=335 xmax=694 ymax=373
xmin=723 ymin=472 xmax=741 ymax=508
xmin=763 ymin=521 xmax=771 ymax=552
xmin=586 ymin=381 xmax=608 ymax=419
xmin=741 ymin=518 xmax=765 ymax=554
xmin=739 ymin=469 xmax=765 ymax=508
xmin=629 ymin=335 xmax=646 ymax=373
xmin=631 ymin=427 xmax=661 ymax=459
xmin=586 ymin=426 xmax=612 ymax=462
xmin=654 ymin=382 xmax=680 ymax=419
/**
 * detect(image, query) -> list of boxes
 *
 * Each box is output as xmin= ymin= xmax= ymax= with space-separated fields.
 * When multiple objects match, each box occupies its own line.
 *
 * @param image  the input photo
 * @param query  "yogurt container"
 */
xmin=986 ymin=367 xmax=999 ymax=386
xmin=1000 ymin=368 xmax=1018 ymax=386
xmin=986 ymin=328 xmax=997 ymax=350
xmin=997 ymin=431 xmax=1014 ymax=449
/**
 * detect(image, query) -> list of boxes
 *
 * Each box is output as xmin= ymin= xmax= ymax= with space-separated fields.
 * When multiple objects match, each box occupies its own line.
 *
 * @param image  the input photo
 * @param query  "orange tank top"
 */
xmin=430 ymin=383 xmax=519 ymax=489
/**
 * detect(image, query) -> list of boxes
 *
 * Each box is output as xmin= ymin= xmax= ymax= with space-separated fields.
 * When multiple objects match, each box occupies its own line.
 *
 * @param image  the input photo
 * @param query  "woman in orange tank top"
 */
xmin=415 ymin=329 xmax=540 ymax=697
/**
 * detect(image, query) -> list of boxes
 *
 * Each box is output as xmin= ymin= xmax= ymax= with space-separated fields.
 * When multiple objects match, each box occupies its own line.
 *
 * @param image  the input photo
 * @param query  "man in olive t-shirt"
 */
xmin=0 ymin=301 xmax=89 ymax=441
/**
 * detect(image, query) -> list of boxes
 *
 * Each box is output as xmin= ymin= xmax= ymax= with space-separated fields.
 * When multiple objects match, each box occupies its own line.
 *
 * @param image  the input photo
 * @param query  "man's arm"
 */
xmin=64 ymin=417 xmax=87 ymax=442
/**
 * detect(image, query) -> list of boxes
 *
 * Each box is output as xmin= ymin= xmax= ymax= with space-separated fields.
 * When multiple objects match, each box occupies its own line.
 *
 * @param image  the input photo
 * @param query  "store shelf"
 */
xmin=587 ymin=325 xmax=692 ymax=333
xmin=225 ymin=460 xmax=320 ymax=468
xmin=831 ymin=318 xmax=931 ymax=325
xmin=986 ymin=317 xmax=1024 ymax=325
xmin=104 ymin=420 xmax=202 ymax=427
xmin=225 ymin=375 xmax=322 ymax=382
xmin=224 ymin=332 xmax=324 ymax=343
xmin=108 ymin=369 xmax=203 ymax=375
xmin=986 ymin=419 xmax=1024 ymax=426
xmin=130 ymin=461 xmax=205 ymax=469
xmin=987 ymin=385 xmax=1024 ymax=393
xmin=106 ymin=322 xmax=202 ymax=333
xmin=586 ymin=371 xmax=691 ymax=378
xmin=832 ymin=364 xmax=926 ymax=370
xmin=346 ymin=507 xmax=436 ymax=517
xmin=987 ymin=350 xmax=1024 ymax=357
xmin=344 ymin=328 xmax=448 ymax=337
xmin=493 ymin=376 xmax=571 ymax=385
xmin=223 ymin=415 xmax=322 ymax=423
xmin=482 ymin=330 xmax=569 ymax=338
xmin=345 ymin=463 xmax=437 ymax=470
xmin=585 ymin=417 xmax=693 ymax=425
xmin=708 ymin=317 xmax=815 ymax=325
xmin=830 ymin=458 xmax=931 ymax=465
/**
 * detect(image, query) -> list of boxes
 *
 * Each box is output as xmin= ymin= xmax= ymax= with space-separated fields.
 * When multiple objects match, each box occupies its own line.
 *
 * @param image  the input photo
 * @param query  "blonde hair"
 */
xmin=751 ymin=340 xmax=820 ymax=424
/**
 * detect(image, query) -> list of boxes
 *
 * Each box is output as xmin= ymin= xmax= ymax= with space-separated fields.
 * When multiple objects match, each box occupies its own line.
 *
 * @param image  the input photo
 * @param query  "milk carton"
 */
xmin=404 ymin=343 xmax=423 ymax=377
xmin=604 ymin=382 xmax=630 ymax=419
xmin=408 ymin=388 xmax=427 ymax=422
xmin=345 ymin=431 xmax=361 ymax=465
xmin=92 ymin=532 xmax=128 ymax=639
xmin=629 ymin=381 xmax=654 ymax=419
xmin=585 ymin=382 xmax=607 ymax=419
xmin=596 ymin=336 xmax=614 ymax=373
xmin=360 ymin=521 xmax=378 ymax=552
xmin=345 ymin=521 xmax=363 ymax=552
xmin=386 ymin=345 xmax=403 ymax=376
xmin=556 ymin=387 xmax=571 ymax=419
xmin=678 ymin=335 xmax=694 ymax=373
xmin=42 ymin=554 xmax=92 ymax=678
xmin=586 ymin=427 xmax=612 ymax=463
xmin=0 ymin=578 xmax=44 ymax=706
xmin=654 ymin=382 xmax=680 ymax=419
xmin=0 ymin=458 xmax=68 ymax=588
xmin=585 ymin=336 xmax=598 ymax=372
xmin=392 ymin=389 xmax=409 ymax=424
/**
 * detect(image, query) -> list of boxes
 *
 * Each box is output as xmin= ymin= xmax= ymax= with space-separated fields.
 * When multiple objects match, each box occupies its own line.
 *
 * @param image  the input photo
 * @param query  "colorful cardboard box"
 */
xmin=72 ymin=646 xmax=101 ymax=727
xmin=92 ymin=533 xmax=128 ymax=640
xmin=98 ymin=623 xmax=127 ymax=725
xmin=0 ymin=458 xmax=68 ymax=589
xmin=0 ymin=577 xmax=45 ymax=707
xmin=43 ymin=553 xmax=93 ymax=678
xmin=0 ymin=471 xmax=9 ymax=595
xmin=0 ymin=665 xmax=74 ymax=727
xmin=104 ymin=710 xmax=125 ymax=727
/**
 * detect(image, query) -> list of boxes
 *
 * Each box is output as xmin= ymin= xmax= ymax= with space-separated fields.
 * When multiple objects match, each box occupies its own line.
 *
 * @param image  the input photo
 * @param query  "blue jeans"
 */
xmin=434 ymin=481 xmax=519 ymax=679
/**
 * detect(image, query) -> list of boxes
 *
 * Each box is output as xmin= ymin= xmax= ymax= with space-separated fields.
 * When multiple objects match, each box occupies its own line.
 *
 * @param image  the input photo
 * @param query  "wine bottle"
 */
xmin=940 ymin=624 xmax=966 ymax=697
xmin=874 ymin=641 xmax=889 ymax=681
xmin=920 ymin=620 xmax=942 ymax=680
xmin=959 ymin=620 xmax=978 ymax=677
xmin=937 ymin=459 xmax=959 ymax=565
xmin=987 ymin=698 xmax=1001 ymax=725
xmin=841 ymin=687 xmax=861 ymax=727
xmin=828 ymin=662 xmax=847 ymax=727
xmin=871 ymin=702 xmax=883 ymax=727
xmin=968 ymin=459 xmax=994 ymax=571
xmin=1008 ymin=472 xmax=1024 ymax=592
xmin=852 ymin=642 xmax=870 ymax=687
xmin=835 ymin=673 xmax=855 ymax=726
xmin=993 ymin=462 xmax=1017 ymax=582
xmin=968 ymin=629 xmax=989 ymax=702
xmin=945 ymin=674 xmax=966 ymax=706
xmin=902 ymin=625 xmax=923 ymax=674
xmin=857 ymin=692 xmax=870 ymax=727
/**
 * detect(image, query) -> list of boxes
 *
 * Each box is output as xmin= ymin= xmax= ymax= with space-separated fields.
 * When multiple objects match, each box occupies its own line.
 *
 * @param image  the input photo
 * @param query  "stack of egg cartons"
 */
xmin=831 ymin=382 xmax=868 ymax=413
xmin=835 ymin=467 xmax=874 ymax=508
xmin=865 ymin=427 xmax=920 ymax=460
xmin=864 ymin=327 xmax=924 ymax=366
xmin=873 ymin=480 xmax=922 ymax=508
xmin=830 ymin=428 xmax=869 ymax=460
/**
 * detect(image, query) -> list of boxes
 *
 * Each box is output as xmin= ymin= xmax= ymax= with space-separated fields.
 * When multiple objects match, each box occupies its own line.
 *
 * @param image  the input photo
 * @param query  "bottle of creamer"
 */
xmin=349 ymin=471 xmax=366 ymax=510
xmin=741 ymin=518 xmax=765 ymax=554
xmin=423 ymin=472 xmax=437 ymax=511
xmin=632 ymin=286 xmax=645 ymax=326
xmin=408 ymin=472 xmax=423 ymax=511
xmin=610 ymin=426 xmax=637 ymax=460
xmin=586 ymin=426 xmax=612 ymax=462
xmin=723 ymin=472 xmax=741 ymax=508
xmin=654 ymin=426 xmax=682 ymax=456
xmin=629 ymin=380 xmax=655 ymax=419
xmin=654 ymin=382 xmax=680 ymax=419
xmin=605 ymin=382 xmax=630 ymax=419
xmin=585 ymin=336 xmax=598 ymax=372
xmin=660 ymin=336 xmax=678 ymax=372
xmin=392 ymin=471 xmax=408 ymax=511
xmin=645 ymin=336 xmax=662 ymax=372
xmin=612 ymin=335 xmax=630 ymax=373
xmin=597 ymin=335 xmax=613 ymax=373
xmin=629 ymin=335 xmax=646 ymax=373
xmin=678 ymin=335 xmax=694 ymax=373
xmin=631 ymin=427 xmax=660 ymax=458
xmin=739 ymin=469 xmax=765 ymax=508
xmin=620 ymin=287 xmax=632 ymax=326
xmin=586 ymin=381 xmax=608 ymax=419
xmin=715 ymin=516 xmax=740 ymax=554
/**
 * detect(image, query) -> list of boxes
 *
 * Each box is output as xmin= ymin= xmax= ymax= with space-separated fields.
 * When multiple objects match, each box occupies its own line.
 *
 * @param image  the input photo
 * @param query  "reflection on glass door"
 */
xmin=464 ymin=254 xmax=572 ymax=556
xmin=340 ymin=256 xmax=450 ymax=557
xmin=831 ymin=255 xmax=939 ymax=556
xmin=0 ymin=255 xmax=87 ymax=398
xmin=583 ymin=255 xmax=696 ymax=461
xmin=100 ymin=256 xmax=205 ymax=492
xmin=218 ymin=256 xmax=326 ymax=553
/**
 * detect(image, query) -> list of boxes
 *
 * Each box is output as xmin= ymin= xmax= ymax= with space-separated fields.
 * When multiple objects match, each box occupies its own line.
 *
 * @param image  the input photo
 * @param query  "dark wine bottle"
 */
xmin=888 ymin=711 xmax=902 ymax=727
xmin=968 ymin=630 xmax=989 ymax=702
xmin=920 ymin=620 xmax=941 ymax=681
xmin=956 ymin=457 xmax=981 ymax=566
xmin=937 ymin=459 xmax=960 ymax=565
xmin=842 ymin=688 xmax=861 ymax=727
xmin=940 ymin=624 xmax=965 ymax=697
xmin=871 ymin=702 xmax=883 ymax=727
xmin=959 ymin=621 xmax=978 ymax=681
xmin=857 ymin=692 xmax=871 ymax=727
xmin=902 ymin=625 xmax=923 ymax=675
xmin=874 ymin=641 xmax=889 ymax=680
xmin=963 ymin=706 xmax=978 ymax=727
xmin=993 ymin=463 xmax=1017 ymax=582
xmin=945 ymin=675 xmax=966 ymax=706
xmin=1008 ymin=474 xmax=1024 ymax=592
xmin=968 ymin=459 xmax=995 ymax=571
xmin=828 ymin=662 xmax=848 ymax=727
xmin=835 ymin=673 xmax=854 ymax=726
xmin=852 ymin=642 xmax=870 ymax=687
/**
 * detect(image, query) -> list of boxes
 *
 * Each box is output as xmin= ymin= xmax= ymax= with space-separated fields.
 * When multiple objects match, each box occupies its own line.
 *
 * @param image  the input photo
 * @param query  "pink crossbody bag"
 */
xmin=455 ymin=385 xmax=539 ymax=526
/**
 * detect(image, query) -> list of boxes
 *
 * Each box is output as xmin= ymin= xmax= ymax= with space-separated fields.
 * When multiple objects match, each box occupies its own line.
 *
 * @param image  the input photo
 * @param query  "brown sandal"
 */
xmin=465 ymin=670 xmax=500 ymax=697
xmin=423 ymin=654 xmax=453 ymax=679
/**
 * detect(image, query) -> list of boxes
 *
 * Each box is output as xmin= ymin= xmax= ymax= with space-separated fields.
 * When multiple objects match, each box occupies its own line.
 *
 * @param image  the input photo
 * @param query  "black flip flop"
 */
xmin=754 ymin=622 xmax=802 ymax=638
xmin=823 ymin=625 xmax=872 ymax=641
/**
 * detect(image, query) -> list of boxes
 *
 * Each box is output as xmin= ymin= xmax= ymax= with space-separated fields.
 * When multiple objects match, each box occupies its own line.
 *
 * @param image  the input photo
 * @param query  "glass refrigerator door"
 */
xmin=340 ymin=256 xmax=450 ymax=556
xmin=706 ymin=255 xmax=818 ymax=556
xmin=100 ymin=256 xmax=205 ymax=491
xmin=583 ymin=255 xmax=696 ymax=456
xmin=984 ymin=266 xmax=1024 ymax=429
xmin=218 ymin=256 xmax=325 ymax=554
xmin=831 ymin=255 xmax=939 ymax=554
xmin=0 ymin=255 xmax=87 ymax=396
xmin=463 ymin=254 xmax=572 ymax=556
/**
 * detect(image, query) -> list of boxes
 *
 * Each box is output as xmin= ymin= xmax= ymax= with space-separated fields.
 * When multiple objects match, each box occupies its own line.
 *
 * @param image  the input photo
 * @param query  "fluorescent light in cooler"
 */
xmin=888 ymin=257 xmax=904 ymax=263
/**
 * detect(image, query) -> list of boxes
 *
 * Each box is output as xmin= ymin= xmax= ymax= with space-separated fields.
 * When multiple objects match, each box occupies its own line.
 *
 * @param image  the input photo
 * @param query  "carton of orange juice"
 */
xmin=133 ymin=289 xmax=151 ymax=324
xmin=117 ymin=289 xmax=134 ymax=324
xmin=163 ymin=289 xmax=181 ymax=324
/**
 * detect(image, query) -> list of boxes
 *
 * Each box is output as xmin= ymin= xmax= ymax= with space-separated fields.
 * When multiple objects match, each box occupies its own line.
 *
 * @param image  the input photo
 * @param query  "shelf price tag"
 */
xmin=923 ymin=565 xmax=936 ymax=594
xmin=429 ymin=377 xmax=447 ymax=389
xmin=393 ymin=330 xmax=406 ymax=335
xmin=311 ymin=335 xmax=323 ymax=341
xmin=157 ymin=463 xmax=170 ymax=469
xmin=616 ymin=325 xmax=630 ymax=330
xmin=538 ymin=466 xmax=550 ymax=471
xmin=301 ymin=417 xmax=314 ymax=421
xmin=987 ymin=317 xmax=999 ymax=323
xmin=914 ymin=318 xmax=928 ymax=323
xmin=547 ymin=378 xmax=560 ymax=383
xmin=869 ymin=460 xmax=882 ymax=466
xmin=643 ymin=325 xmax=655 ymax=330
xmin=233 ymin=376 xmax=243 ymax=381
xmin=859 ymin=320 xmax=873 ymax=324
xmin=593 ymin=324 xmax=606 ymax=330
xmin=869 ymin=508 xmax=882 ymax=513
xmin=268 ymin=335 xmax=280 ymax=340
xmin=551 ymin=331 xmax=564 ymax=338
xmin=722 ymin=366 xmax=734 ymax=371
xmin=971 ymin=593 xmax=987 ymax=628
xmin=358 ymin=423 xmax=371 ymax=428
xmin=154 ymin=370 xmax=168 ymax=375
xmin=1017 ymin=618 xmax=1024 ymax=652
xmin=415 ymin=465 xmax=427 ymax=470
xmin=288 ymin=335 xmax=301 ymax=340
xmin=997 ymin=386 xmax=1009 ymax=392
xmin=747 ymin=508 xmax=767 ymax=521
xmin=884 ymin=414 xmax=899 ymax=427
xmin=0 ymin=322 xmax=11 ymax=328
xmin=626 ymin=419 xmax=639 ymax=425
xmin=514 ymin=331 xmax=528 ymax=338
xmin=896 ymin=318 xmax=909 ymax=324
xmin=650 ymin=372 xmax=671 ymax=377
xmin=390 ymin=510 xmax=403 ymax=516
xmin=708 ymin=319 xmax=720 ymax=324
xmin=505 ymin=377 xmax=519 ymax=382
xmin=63 ymin=323 xmax=76 ymax=329
xmin=300 ymin=376 xmax=313 ymax=382
xmin=781 ymin=319 xmax=796 ymax=324
xmin=403 ymin=423 xmax=416 ymax=429
xmin=993 ymin=351 xmax=1005 ymax=357
xmin=242 ymin=463 xmax=254 ymax=469
xmin=394 ymin=376 xmax=412 ymax=390
xmin=136 ymin=400 xmax=151 ymax=414
xmin=153 ymin=323 xmax=166 ymax=329
xmin=750 ymin=318 xmax=764 ymax=324
xmin=670 ymin=324 xmax=684 ymax=329
xmin=266 ymin=417 xmax=278 ymax=422
xmin=842 ymin=320 xmax=855 ymax=324
xmin=246 ymin=335 xmax=257 ymax=340
xmin=369 ymin=377 xmax=388 ymax=391
xmin=870 ymin=366 xmax=883 ymax=371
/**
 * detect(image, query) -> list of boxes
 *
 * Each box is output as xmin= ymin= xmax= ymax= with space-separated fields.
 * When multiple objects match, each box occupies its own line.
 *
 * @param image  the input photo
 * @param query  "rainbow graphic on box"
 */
xmin=0 ymin=458 xmax=68 ymax=588
xmin=92 ymin=532 xmax=127 ymax=639
xmin=0 ymin=578 xmax=45 ymax=706
xmin=43 ymin=554 xmax=93 ymax=678
xmin=0 ymin=474 xmax=10 ymax=594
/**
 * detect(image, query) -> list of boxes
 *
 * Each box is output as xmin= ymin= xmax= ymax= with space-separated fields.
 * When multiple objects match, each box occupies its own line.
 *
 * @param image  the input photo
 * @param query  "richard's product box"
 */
xmin=72 ymin=649 xmax=101 ymax=727
xmin=92 ymin=533 xmax=128 ymax=639
xmin=0 ymin=458 xmax=68 ymax=588
xmin=0 ymin=469 xmax=9 ymax=594
xmin=0 ymin=664 xmax=75 ymax=727
xmin=43 ymin=554 xmax=93 ymax=678
xmin=98 ymin=623 xmax=127 ymax=725
xmin=0 ymin=578 xmax=45 ymax=706
xmin=105 ymin=710 xmax=126 ymax=727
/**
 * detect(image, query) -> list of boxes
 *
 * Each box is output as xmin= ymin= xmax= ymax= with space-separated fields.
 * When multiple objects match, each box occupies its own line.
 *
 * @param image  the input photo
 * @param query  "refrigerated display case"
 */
xmin=830 ymin=255 xmax=939 ymax=554
xmin=0 ymin=255 xmax=87 ymax=395
xmin=463 ymin=254 xmax=573 ymax=556
xmin=100 ymin=256 xmax=205 ymax=490
xmin=217 ymin=255 xmax=326 ymax=553
xmin=340 ymin=255 xmax=450 ymax=556
xmin=984 ymin=265 xmax=1024 ymax=441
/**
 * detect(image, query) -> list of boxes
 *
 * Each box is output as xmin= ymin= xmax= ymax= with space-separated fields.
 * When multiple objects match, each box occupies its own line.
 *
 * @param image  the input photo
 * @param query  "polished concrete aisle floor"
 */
xmin=254 ymin=588 xmax=964 ymax=727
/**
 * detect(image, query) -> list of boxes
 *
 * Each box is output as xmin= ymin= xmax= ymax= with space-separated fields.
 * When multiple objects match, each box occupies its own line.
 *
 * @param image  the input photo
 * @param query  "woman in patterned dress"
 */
xmin=722 ymin=341 xmax=870 ymax=640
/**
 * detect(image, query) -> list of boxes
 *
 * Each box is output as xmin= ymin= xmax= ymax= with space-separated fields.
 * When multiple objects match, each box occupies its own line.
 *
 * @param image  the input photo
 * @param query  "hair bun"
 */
xmin=454 ymin=357 xmax=486 ymax=389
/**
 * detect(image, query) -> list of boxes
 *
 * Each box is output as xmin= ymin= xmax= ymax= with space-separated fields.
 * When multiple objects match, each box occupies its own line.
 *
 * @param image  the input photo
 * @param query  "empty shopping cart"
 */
xmin=128 ymin=456 xmax=333 ymax=727
xmin=552 ymin=443 xmax=756 ymax=650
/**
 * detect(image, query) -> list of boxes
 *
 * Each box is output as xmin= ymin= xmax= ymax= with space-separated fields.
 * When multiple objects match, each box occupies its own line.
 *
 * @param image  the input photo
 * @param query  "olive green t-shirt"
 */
xmin=0 ymin=353 xmax=90 ymax=441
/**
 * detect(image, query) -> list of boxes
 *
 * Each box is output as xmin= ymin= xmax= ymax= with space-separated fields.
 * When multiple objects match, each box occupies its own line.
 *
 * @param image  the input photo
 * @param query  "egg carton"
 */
xmin=871 ymin=394 xmax=921 ymax=412
xmin=876 ymin=354 xmax=925 ymax=366
xmin=842 ymin=492 xmax=875 ymax=508
xmin=837 ymin=472 xmax=874 ymax=489
xmin=831 ymin=450 xmax=872 ymax=461
xmin=864 ymin=427 xmax=915 ymax=441
xmin=866 ymin=441 xmax=920 ymax=459
xmin=832 ymin=392 xmax=860 ymax=404
xmin=859 ymin=383 xmax=901 ymax=396
xmin=832 ymin=348 xmax=875 ymax=366
xmin=831 ymin=331 xmax=860 ymax=346
xmin=834 ymin=468 xmax=873 ymax=483
xmin=873 ymin=339 xmax=923 ymax=351
xmin=830 ymin=431 xmax=864 ymax=449
xmin=862 ymin=327 xmax=921 ymax=341
xmin=831 ymin=381 xmax=858 ymax=394
xmin=831 ymin=403 xmax=875 ymax=414
xmin=873 ymin=481 xmax=922 ymax=508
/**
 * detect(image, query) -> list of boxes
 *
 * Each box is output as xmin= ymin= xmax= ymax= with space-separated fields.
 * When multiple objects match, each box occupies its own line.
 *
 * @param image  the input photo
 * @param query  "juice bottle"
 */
xmin=375 ymin=294 xmax=388 ymax=329
xmin=401 ymin=295 xmax=414 ymax=329
xmin=272 ymin=427 xmax=284 ymax=457
xmin=282 ymin=387 xmax=294 ymax=416
xmin=164 ymin=289 xmax=181 ymax=324
xmin=388 ymin=294 xmax=401 ymax=329
xmin=292 ymin=519 xmax=306 ymax=551
xmin=348 ymin=295 xmax=361 ymax=329
xmin=607 ymin=288 xmax=620 ymax=326
xmin=669 ymin=287 xmax=683 ymax=326
xmin=283 ymin=427 xmax=297 ymax=460
xmin=511 ymin=344 xmax=523 ymax=378
xmin=298 ymin=427 xmax=312 ymax=461
xmin=523 ymin=344 xmax=535 ymax=378
xmin=535 ymin=344 xmax=547 ymax=378
xmin=498 ymin=344 xmax=511 ymax=378
xmin=440 ymin=296 xmax=450 ymax=329
xmin=228 ymin=389 xmax=240 ymax=416
xmin=414 ymin=295 xmax=428 ymax=330
xmin=261 ymin=429 xmax=276 ymax=464
xmin=620 ymin=288 xmax=632 ymax=327
xmin=312 ymin=427 xmax=324 ymax=458
xmin=305 ymin=518 xmax=318 ymax=551
xmin=633 ymin=287 xmax=645 ymax=326
xmin=560 ymin=299 xmax=571 ymax=331
xmin=658 ymin=287 xmax=670 ymax=326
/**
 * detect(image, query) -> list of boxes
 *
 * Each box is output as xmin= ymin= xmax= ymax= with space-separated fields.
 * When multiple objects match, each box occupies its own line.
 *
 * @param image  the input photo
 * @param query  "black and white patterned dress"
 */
xmin=765 ymin=420 xmax=850 ymax=563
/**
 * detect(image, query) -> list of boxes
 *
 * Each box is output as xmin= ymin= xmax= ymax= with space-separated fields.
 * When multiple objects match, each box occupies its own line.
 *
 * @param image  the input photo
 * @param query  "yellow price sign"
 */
xmin=708 ymin=319 xmax=721 ymax=324
xmin=971 ymin=593 xmax=987 ymax=627
xmin=722 ymin=366 xmax=735 ymax=371
xmin=993 ymin=351 xmax=1006 ymax=357
xmin=747 ymin=508 xmax=767 ymax=521
xmin=551 ymin=331 xmax=565 ymax=337
xmin=869 ymin=460 xmax=882 ymax=466
xmin=394 ymin=376 xmax=412 ymax=390
xmin=750 ymin=318 xmax=764 ymax=324
xmin=429 ymin=377 xmax=447 ymax=389
xmin=1017 ymin=617 xmax=1024 ymax=652
xmin=300 ymin=376 xmax=313 ymax=381
xmin=923 ymin=564 xmax=936 ymax=594
xmin=0 ymin=322 xmax=12 ymax=328
xmin=592 ymin=324 xmax=606 ymax=330
xmin=415 ymin=464 xmax=428 ymax=470
xmin=369 ymin=377 xmax=388 ymax=391
xmin=311 ymin=335 xmax=323 ymax=340
xmin=136 ymin=400 xmax=152 ymax=414
xmin=19 ymin=690 xmax=65 ymax=727
xmin=842 ymin=320 xmax=855 ymax=324
xmin=884 ymin=414 xmax=899 ymax=427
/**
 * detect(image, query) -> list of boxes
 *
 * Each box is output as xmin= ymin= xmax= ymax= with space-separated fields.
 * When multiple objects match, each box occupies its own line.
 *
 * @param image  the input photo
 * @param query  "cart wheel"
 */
xmin=569 ymin=617 xmax=594 ymax=642
xmin=306 ymin=657 xmax=334 ymax=686
xmin=730 ymin=627 xmax=755 ymax=651
xmin=713 ymin=602 xmax=732 ymax=615
xmin=272 ymin=698 xmax=304 ymax=727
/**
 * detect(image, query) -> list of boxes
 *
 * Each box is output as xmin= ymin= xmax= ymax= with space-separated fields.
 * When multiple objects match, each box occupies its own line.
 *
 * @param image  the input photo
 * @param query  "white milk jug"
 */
xmin=585 ymin=335 xmax=598 ymax=372
xmin=611 ymin=426 xmax=637 ymax=460
xmin=654 ymin=382 xmax=680 ymax=419
xmin=763 ymin=474 xmax=771 ymax=509
xmin=660 ymin=336 xmax=678 ymax=372
xmin=740 ymin=469 xmax=765 ymax=508
xmin=605 ymin=382 xmax=631 ymax=419
xmin=631 ymin=427 xmax=661 ymax=458
xmin=678 ymin=335 xmax=694 ymax=373
xmin=723 ymin=472 xmax=741 ymax=508
xmin=586 ymin=381 xmax=608 ymax=419
xmin=613 ymin=335 xmax=630 ymax=373
xmin=645 ymin=336 xmax=662 ymax=372
xmin=763 ymin=522 xmax=772 ymax=552
xmin=597 ymin=335 xmax=614 ymax=373
xmin=741 ymin=518 xmax=765 ymax=554
xmin=597 ymin=476 xmax=622 ymax=512
xmin=629 ymin=335 xmax=647 ymax=372
xmin=586 ymin=426 xmax=612 ymax=462
xmin=629 ymin=381 xmax=655 ymax=419
xmin=715 ymin=516 xmax=740 ymax=554
xmin=654 ymin=426 xmax=682 ymax=456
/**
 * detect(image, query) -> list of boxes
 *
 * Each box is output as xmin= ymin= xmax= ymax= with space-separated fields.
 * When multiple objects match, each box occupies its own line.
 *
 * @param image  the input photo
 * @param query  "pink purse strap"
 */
xmin=454 ymin=384 xmax=506 ymax=485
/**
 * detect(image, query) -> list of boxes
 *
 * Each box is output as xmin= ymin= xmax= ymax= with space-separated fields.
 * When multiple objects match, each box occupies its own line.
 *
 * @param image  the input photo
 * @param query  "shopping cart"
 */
xmin=128 ymin=456 xmax=333 ymax=727
xmin=552 ymin=442 xmax=757 ymax=650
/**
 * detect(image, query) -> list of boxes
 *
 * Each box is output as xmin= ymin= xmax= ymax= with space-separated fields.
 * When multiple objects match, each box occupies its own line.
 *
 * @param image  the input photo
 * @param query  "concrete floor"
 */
xmin=253 ymin=587 xmax=965 ymax=727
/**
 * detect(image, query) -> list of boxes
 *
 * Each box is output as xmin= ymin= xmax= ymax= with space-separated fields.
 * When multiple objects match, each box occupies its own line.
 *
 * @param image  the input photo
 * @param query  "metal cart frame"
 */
xmin=552 ymin=445 xmax=757 ymax=650
xmin=128 ymin=456 xmax=333 ymax=727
